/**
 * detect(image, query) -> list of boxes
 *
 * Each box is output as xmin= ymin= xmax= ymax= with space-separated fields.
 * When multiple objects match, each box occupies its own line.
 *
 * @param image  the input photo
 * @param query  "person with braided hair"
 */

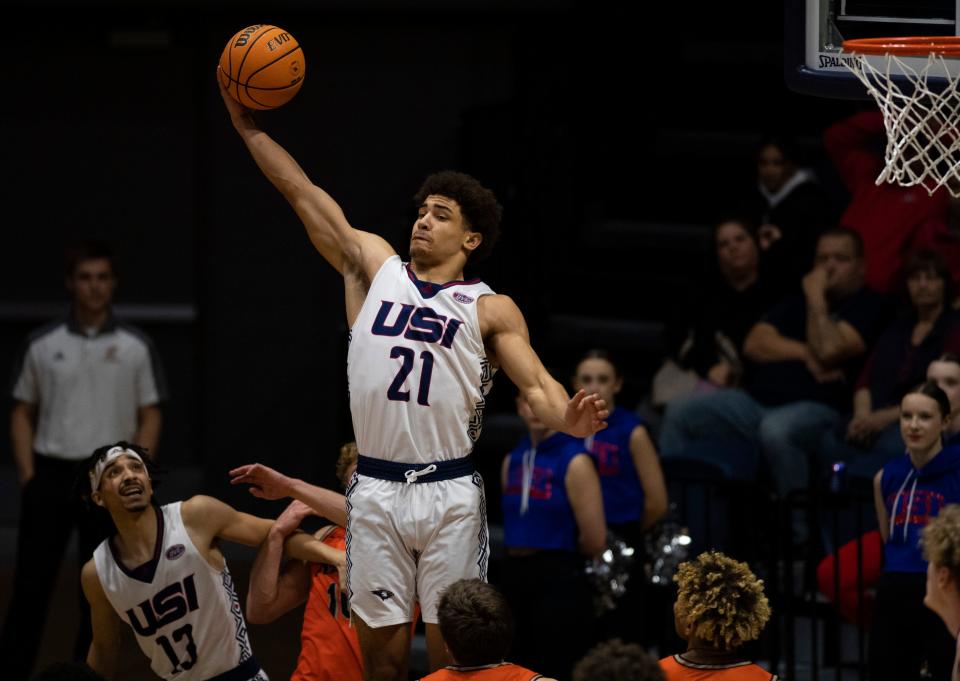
xmin=659 ymin=551 xmax=777 ymax=681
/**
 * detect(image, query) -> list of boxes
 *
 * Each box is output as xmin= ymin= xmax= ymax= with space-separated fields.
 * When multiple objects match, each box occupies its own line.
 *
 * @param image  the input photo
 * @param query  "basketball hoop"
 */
xmin=843 ymin=36 xmax=960 ymax=196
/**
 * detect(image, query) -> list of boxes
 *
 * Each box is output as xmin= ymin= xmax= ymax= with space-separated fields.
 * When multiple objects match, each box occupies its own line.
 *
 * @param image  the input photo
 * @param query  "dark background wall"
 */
xmin=0 ymin=1 xmax=863 ymax=514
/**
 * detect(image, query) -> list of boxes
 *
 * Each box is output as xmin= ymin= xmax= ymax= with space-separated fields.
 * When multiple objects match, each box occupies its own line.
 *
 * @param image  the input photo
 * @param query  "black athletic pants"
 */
xmin=869 ymin=571 xmax=956 ymax=681
xmin=498 ymin=551 xmax=594 ymax=681
xmin=0 ymin=454 xmax=114 ymax=679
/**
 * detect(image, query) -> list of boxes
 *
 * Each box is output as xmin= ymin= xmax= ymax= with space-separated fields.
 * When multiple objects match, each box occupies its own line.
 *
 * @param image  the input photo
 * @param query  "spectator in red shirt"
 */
xmin=823 ymin=111 xmax=960 ymax=294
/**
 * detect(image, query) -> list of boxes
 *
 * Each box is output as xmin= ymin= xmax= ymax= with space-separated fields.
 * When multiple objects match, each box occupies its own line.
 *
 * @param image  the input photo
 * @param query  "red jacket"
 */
xmin=823 ymin=111 xmax=960 ymax=293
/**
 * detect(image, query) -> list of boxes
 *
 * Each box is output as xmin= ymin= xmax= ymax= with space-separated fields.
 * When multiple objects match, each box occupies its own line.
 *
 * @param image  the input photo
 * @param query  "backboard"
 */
xmin=786 ymin=0 xmax=960 ymax=97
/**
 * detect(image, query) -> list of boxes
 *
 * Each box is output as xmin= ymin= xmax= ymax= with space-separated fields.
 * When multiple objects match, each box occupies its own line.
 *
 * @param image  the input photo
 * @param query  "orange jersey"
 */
xmin=419 ymin=662 xmax=543 ymax=680
xmin=660 ymin=655 xmax=778 ymax=681
xmin=292 ymin=527 xmax=364 ymax=681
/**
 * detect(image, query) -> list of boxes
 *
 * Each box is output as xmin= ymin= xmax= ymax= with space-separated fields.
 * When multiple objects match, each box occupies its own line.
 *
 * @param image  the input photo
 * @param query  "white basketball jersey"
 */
xmin=93 ymin=502 xmax=263 ymax=681
xmin=347 ymin=256 xmax=497 ymax=463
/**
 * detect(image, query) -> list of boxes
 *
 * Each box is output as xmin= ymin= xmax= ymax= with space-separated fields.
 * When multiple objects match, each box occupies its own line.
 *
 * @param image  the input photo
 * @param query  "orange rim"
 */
xmin=843 ymin=36 xmax=960 ymax=56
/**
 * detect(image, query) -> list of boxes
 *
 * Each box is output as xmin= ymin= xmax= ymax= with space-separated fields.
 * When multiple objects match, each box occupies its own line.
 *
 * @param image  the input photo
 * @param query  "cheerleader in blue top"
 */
xmin=870 ymin=381 xmax=960 ymax=681
xmin=572 ymin=350 xmax=668 ymax=534
xmin=572 ymin=350 xmax=668 ymax=645
xmin=499 ymin=393 xmax=606 ymax=681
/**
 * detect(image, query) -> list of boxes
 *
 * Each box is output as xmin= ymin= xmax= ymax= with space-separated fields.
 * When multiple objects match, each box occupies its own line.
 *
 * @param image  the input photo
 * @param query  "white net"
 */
xmin=845 ymin=51 xmax=960 ymax=196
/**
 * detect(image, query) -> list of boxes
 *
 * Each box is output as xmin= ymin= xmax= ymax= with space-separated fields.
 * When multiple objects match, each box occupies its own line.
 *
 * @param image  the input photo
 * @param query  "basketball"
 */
xmin=219 ymin=24 xmax=305 ymax=110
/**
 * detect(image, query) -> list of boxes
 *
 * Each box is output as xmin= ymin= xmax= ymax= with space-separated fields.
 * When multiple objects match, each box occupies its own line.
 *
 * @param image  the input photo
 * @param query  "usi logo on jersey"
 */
xmin=125 ymin=574 xmax=200 ymax=637
xmin=371 ymin=301 xmax=463 ymax=348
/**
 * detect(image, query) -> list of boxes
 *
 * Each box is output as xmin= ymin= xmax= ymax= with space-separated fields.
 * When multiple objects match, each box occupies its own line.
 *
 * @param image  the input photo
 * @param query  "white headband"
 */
xmin=89 ymin=446 xmax=145 ymax=493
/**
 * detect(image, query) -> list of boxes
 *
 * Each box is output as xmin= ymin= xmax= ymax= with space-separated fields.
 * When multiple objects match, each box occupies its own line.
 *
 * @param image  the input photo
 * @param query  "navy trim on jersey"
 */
xmin=404 ymin=263 xmax=481 ymax=300
xmin=108 ymin=502 xmax=164 ymax=583
xmin=357 ymin=454 xmax=474 ymax=482
xmin=206 ymin=655 xmax=262 ymax=681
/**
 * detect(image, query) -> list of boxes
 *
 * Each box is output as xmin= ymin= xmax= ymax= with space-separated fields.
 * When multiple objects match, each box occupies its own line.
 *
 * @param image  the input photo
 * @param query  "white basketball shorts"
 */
xmin=345 ymin=471 xmax=489 ymax=626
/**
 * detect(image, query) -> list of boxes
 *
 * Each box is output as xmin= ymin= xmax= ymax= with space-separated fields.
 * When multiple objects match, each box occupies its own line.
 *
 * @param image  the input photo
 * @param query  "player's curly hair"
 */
xmin=413 ymin=171 xmax=502 ymax=262
xmin=922 ymin=504 xmax=960 ymax=585
xmin=335 ymin=442 xmax=358 ymax=489
xmin=572 ymin=639 xmax=665 ymax=681
xmin=674 ymin=551 xmax=771 ymax=651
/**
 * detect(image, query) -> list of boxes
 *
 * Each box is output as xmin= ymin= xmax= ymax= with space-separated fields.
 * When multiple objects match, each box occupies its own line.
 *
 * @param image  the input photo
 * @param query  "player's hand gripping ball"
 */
xmin=219 ymin=24 xmax=305 ymax=110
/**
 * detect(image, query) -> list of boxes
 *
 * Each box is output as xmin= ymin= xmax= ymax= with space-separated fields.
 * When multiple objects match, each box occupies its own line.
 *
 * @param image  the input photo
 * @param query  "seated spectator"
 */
xmin=659 ymin=228 xmax=887 ymax=496
xmin=823 ymin=250 xmax=960 ymax=480
xmin=572 ymin=640 xmax=665 ymax=681
xmin=499 ymin=393 xmax=606 ymax=679
xmin=920 ymin=504 xmax=960 ymax=677
xmin=745 ymin=134 xmax=833 ymax=292
xmin=870 ymin=382 xmax=960 ymax=681
xmin=659 ymin=551 xmax=776 ymax=680
xmin=656 ymin=218 xmax=778 ymax=405
xmin=416 ymin=579 xmax=553 ymax=681
xmin=824 ymin=110 xmax=960 ymax=293
xmin=929 ymin=353 xmax=960 ymax=445
xmin=572 ymin=349 xmax=667 ymax=644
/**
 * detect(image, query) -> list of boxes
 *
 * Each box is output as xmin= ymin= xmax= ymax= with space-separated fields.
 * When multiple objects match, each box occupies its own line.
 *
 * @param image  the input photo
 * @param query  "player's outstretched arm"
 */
xmin=218 ymin=74 xmax=393 ymax=276
xmin=229 ymin=463 xmax=349 ymax=527
xmin=481 ymin=294 xmax=608 ymax=437
xmin=183 ymin=494 xmax=345 ymax=567
xmin=247 ymin=500 xmax=315 ymax=624
xmin=82 ymin=559 xmax=122 ymax=680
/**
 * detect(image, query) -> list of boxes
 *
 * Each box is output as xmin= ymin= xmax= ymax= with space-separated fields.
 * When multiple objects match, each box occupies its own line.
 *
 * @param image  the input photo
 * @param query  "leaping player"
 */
xmin=219 ymin=75 xmax=608 ymax=681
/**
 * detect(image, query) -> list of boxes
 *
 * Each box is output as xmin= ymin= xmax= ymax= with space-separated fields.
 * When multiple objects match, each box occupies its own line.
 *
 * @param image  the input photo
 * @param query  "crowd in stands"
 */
xmin=486 ymin=108 xmax=960 ymax=678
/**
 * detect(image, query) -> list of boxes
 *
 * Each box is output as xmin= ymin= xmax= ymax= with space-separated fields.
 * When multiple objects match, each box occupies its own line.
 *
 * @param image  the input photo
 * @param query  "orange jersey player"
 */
xmin=246 ymin=444 xmax=361 ymax=681
xmin=295 ymin=525 xmax=361 ymax=681
xmin=417 ymin=580 xmax=551 ymax=681
xmin=659 ymin=552 xmax=777 ymax=681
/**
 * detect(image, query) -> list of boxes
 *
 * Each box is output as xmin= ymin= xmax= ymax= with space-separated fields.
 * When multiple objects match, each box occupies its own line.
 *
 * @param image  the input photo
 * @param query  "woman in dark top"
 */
xmin=822 ymin=250 xmax=960 ymax=480
xmin=661 ymin=218 xmax=777 ymax=403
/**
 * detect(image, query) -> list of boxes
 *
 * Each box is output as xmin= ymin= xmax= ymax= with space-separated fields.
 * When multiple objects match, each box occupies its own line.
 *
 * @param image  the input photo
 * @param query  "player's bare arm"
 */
xmin=629 ymin=426 xmax=668 ymax=530
xmin=479 ymin=294 xmax=608 ymax=437
xmin=566 ymin=453 xmax=607 ymax=556
xmin=82 ymin=559 xmax=122 ymax=680
xmin=180 ymin=495 xmax=343 ymax=568
xmin=247 ymin=501 xmax=318 ymax=624
xmin=229 ymin=463 xmax=349 ymax=527
xmin=218 ymin=76 xmax=393 ymax=303
xmin=9 ymin=400 xmax=37 ymax=485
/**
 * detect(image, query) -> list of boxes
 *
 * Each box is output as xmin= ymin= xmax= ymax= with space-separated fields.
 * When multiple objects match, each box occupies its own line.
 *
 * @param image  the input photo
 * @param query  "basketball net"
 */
xmin=844 ymin=47 xmax=960 ymax=196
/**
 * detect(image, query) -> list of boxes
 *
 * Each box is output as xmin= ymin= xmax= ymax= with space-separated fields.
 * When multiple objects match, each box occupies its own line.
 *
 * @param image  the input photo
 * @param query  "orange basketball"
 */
xmin=219 ymin=24 xmax=305 ymax=110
